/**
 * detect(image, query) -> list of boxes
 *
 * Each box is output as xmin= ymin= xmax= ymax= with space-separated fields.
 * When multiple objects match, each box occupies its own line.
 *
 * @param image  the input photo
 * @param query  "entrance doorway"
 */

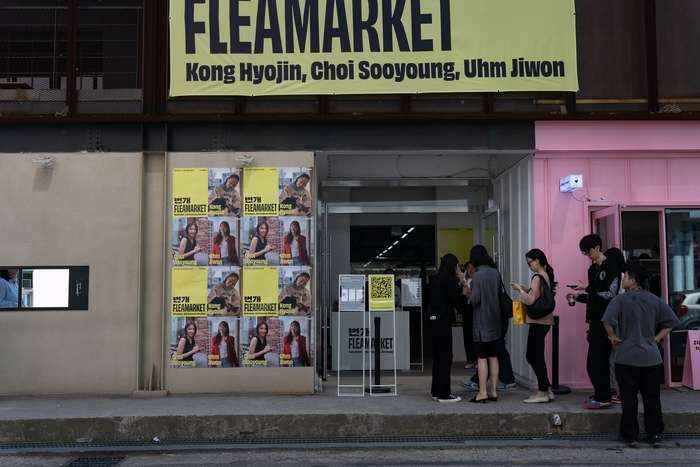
xmin=318 ymin=186 xmax=490 ymax=378
xmin=591 ymin=207 xmax=700 ymax=385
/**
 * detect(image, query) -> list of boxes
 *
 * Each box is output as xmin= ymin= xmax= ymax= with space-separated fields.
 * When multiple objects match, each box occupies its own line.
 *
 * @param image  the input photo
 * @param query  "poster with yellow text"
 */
xmin=243 ymin=167 xmax=279 ymax=216
xmin=438 ymin=228 xmax=473 ymax=266
xmin=173 ymin=168 xmax=208 ymax=217
xmin=172 ymin=267 xmax=208 ymax=317
xmin=242 ymin=266 xmax=279 ymax=316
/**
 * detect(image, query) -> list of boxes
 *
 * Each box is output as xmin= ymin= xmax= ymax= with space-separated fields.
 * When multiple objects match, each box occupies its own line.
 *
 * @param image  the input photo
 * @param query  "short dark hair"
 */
xmin=579 ymin=234 xmax=602 ymax=253
xmin=383 ymin=268 xmax=395 ymax=275
xmin=625 ymin=265 xmax=648 ymax=287
xmin=604 ymin=247 xmax=626 ymax=271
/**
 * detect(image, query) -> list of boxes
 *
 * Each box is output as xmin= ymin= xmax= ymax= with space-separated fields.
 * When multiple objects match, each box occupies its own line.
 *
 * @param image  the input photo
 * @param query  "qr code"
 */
xmin=370 ymin=276 xmax=393 ymax=300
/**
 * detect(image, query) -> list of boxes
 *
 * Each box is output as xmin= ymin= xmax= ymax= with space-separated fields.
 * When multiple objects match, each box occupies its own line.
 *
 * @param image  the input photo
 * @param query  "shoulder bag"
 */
xmin=526 ymin=274 xmax=555 ymax=320
xmin=498 ymin=274 xmax=514 ymax=320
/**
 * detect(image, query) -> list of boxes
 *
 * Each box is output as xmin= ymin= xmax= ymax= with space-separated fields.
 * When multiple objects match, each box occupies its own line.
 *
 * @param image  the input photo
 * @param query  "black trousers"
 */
xmin=427 ymin=316 xmax=453 ymax=398
xmin=615 ymin=363 xmax=665 ymax=441
xmin=462 ymin=304 xmax=476 ymax=361
xmin=587 ymin=321 xmax=612 ymax=402
xmin=526 ymin=323 xmax=551 ymax=392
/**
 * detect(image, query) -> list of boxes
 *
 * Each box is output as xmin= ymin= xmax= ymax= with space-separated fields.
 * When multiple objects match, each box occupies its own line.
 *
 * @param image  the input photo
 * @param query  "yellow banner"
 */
xmin=172 ymin=267 xmax=208 ymax=316
xmin=243 ymin=167 xmax=279 ymax=216
xmin=173 ymin=168 xmax=208 ymax=217
xmin=368 ymin=274 xmax=395 ymax=311
xmin=242 ymin=266 xmax=278 ymax=316
xmin=169 ymin=0 xmax=578 ymax=96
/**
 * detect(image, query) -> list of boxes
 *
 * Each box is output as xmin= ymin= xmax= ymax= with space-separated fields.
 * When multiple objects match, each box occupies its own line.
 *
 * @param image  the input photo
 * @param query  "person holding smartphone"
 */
xmin=510 ymin=249 xmax=558 ymax=404
xmin=569 ymin=234 xmax=622 ymax=410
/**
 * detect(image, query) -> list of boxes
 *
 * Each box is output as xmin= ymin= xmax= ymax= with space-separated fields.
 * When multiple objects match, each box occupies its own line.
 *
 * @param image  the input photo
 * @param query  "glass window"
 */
xmin=0 ymin=266 xmax=89 ymax=310
xmin=665 ymin=209 xmax=700 ymax=382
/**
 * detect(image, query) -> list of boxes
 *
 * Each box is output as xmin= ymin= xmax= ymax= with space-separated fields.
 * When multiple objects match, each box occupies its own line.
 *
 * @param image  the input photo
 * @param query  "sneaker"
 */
xmin=523 ymin=394 xmax=549 ymax=403
xmin=584 ymin=399 xmax=612 ymax=409
xmin=437 ymin=394 xmax=461 ymax=403
xmin=460 ymin=381 xmax=479 ymax=390
xmin=464 ymin=361 xmax=477 ymax=369
xmin=496 ymin=383 xmax=517 ymax=391
xmin=548 ymin=390 xmax=555 ymax=401
xmin=649 ymin=435 xmax=661 ymax=446
xmin=611 ymin=394 xmax=621 ymax=404
xmin=431 ymin=394 xmax=438 ymax=401
xmin=618 ymin=436 xmax=638 ymax=447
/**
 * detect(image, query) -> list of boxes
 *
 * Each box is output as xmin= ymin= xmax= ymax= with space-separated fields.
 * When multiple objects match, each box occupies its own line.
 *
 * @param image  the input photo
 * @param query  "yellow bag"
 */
xmin=512 ymin=301 xmax=525 ymax=325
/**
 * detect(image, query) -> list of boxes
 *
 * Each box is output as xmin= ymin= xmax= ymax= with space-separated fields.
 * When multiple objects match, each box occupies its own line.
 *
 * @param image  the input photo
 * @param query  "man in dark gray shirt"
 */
xmin=602 ymin=265 xmax=680 ymax=447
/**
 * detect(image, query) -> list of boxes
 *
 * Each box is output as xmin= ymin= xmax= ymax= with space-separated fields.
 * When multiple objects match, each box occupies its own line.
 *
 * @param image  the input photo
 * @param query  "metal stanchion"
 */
xmin=366 ymin=316 xmax=390 ymax=394
xmin=551 ymin=315 xmax=571 ymax=395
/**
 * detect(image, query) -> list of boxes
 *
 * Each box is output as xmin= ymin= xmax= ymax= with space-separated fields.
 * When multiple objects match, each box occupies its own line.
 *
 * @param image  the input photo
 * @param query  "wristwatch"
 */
xmin=607 ymin=335 xmax=616 ymax=341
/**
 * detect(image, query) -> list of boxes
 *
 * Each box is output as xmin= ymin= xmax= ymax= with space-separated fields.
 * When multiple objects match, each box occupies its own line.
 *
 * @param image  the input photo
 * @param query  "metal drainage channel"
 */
xmin=2 ymin=433 xmax=700 ymax=453
xmin=64 ymin=458 xmax=125 ymax=467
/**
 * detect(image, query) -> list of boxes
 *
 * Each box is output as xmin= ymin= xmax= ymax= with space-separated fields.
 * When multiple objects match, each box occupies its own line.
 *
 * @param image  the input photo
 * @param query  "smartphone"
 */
xmin=567 ymin=284 xmax=578 ymax=288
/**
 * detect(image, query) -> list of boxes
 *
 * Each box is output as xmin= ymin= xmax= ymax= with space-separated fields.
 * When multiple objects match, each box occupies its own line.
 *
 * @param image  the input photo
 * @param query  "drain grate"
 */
xmin=2 ymin=433 xmax=699 ymax=452
xmin=65 ymin=458 xmax=125 ymax=467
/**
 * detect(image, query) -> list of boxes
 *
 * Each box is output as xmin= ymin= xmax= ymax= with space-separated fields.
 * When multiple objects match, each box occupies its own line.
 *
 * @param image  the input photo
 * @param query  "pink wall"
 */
xmin=534 ymin=121 xmax=700 ymax=388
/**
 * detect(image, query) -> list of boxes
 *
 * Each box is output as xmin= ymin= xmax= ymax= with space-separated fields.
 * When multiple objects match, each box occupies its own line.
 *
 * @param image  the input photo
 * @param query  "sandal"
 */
xmin=468 ymin=396 xmax=487 ymax=403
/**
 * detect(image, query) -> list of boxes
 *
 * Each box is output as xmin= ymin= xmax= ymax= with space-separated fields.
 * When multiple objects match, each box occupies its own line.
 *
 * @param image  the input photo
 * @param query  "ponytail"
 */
xmin=545 ymin=264 xmax=558 ymax=296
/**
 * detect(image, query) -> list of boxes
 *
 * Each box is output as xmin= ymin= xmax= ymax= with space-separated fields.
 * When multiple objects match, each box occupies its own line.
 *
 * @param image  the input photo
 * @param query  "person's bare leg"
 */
xmin=488 ymin=356 xmax=499 ymax=399
xmin=476 ymin=357 xmax=489 ymax=401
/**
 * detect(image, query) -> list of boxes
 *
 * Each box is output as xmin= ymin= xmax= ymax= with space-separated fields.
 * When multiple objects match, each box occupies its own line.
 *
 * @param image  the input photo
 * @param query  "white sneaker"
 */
xmin=548 ymin=390 xmax=555 ymax=401
xmin=437 ymin=394 xmax=462 ymax=403
xmin=464 ymin=361 xmax=477 ymax=369
xmin=523 ymin=394 xmax=549 ymax=403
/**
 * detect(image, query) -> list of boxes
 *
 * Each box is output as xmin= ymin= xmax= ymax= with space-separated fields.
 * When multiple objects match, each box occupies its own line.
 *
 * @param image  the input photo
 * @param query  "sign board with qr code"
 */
xmin=368 ymin=274 xmax=395 ymax=311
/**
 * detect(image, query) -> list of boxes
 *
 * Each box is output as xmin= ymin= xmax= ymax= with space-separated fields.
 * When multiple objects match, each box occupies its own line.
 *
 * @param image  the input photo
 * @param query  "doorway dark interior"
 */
xmin=350 ymin=225 xmax=436 ymax=362
xmin=349 ymin=225 xmax=435 ymax=270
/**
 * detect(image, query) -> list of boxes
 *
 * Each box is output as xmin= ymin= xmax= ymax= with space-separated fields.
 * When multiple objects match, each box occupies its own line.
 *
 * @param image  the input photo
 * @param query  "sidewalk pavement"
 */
xmin=0 ymin=364 xmax=698 ymax=444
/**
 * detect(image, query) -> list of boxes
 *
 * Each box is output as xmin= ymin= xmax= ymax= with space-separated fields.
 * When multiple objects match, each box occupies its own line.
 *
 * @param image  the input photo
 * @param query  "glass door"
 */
xmin=665 ymin=209 xmax=700 ymax=383
xmin=591 ymin=205 xmax=622 ymax=251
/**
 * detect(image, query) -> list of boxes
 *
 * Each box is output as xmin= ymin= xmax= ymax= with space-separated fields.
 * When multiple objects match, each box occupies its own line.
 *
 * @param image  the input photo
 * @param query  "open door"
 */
xmin=483 ymin=205 xmax=503 ymax=271
xmin=591 ymin=205 xmax=622 ymax=251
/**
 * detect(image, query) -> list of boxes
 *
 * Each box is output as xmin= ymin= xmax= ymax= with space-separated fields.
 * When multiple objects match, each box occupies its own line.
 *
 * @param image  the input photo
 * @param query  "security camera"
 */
xmin=236 ymin=155 xmax=253 ymax=166
xmin=33 ymin=156 xmax=53 ymax=168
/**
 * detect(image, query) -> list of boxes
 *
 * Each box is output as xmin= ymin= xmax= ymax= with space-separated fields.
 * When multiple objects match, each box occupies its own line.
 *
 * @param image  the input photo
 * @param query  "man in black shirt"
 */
xmin=571 ymin=234 xmax=622 ymax=409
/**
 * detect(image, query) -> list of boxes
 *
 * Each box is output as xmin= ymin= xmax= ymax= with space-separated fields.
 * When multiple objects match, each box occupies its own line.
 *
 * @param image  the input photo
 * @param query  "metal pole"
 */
xmin=366 ymin=316 xmax=389 ymax=393
xmin=551 ymin=315 xmax=571 ymax=395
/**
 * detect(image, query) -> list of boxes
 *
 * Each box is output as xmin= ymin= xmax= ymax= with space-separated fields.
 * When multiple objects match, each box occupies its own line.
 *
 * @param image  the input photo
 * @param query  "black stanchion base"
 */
xmin=365 ymin=387 xmax=391 ymax=394
xmin=552 ymin=385 xmax=571 ymax=395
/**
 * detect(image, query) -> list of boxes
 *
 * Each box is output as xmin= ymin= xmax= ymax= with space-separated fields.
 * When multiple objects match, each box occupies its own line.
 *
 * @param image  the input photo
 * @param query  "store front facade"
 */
xmin=534 ymin=121 xmax=700 ymax=387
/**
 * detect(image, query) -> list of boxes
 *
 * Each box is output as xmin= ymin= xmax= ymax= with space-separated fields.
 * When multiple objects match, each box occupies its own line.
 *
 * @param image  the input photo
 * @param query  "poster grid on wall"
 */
xmin=171 ymin=166 xmax=314 ymax=369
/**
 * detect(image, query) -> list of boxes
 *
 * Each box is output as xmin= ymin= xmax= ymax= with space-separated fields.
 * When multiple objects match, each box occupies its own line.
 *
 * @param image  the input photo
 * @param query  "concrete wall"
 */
xmin=0 ymin=152 xmax=142 ymax=395
xmin=0 ymin=151 xmax=316 ymax=396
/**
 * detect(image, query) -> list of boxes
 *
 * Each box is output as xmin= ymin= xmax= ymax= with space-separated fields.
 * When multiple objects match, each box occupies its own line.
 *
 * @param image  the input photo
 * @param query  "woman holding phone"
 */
xmin=510 ymin=248 xmax=558 ymax=403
